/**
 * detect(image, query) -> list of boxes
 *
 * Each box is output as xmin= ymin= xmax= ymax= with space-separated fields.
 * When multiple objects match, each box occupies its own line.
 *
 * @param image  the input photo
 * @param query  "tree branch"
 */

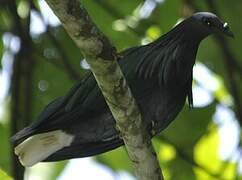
xmin=44 ymin=0 xmax=163 ymax=179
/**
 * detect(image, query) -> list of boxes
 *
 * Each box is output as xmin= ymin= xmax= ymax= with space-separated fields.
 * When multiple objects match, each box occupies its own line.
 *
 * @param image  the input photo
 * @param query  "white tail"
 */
xmin=14 ymin=130 xmax=74 ymax=167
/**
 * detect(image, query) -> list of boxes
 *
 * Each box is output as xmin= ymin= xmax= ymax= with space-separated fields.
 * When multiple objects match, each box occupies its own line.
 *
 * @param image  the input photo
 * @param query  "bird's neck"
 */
xmin=157 ymin=20 xmax=210 ymax=46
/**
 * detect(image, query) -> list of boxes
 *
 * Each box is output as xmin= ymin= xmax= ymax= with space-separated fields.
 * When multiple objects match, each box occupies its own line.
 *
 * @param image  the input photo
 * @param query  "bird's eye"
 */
xmin=203 ymin=18 xmax=212 ymax=27
xmin=205 ymin=20 xmax=211 ymax=27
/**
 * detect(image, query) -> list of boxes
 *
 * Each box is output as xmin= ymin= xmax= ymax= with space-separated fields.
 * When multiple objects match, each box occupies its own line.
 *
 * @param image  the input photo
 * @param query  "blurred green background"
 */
xmin=0 ymin=0 xmax=241 ymax=179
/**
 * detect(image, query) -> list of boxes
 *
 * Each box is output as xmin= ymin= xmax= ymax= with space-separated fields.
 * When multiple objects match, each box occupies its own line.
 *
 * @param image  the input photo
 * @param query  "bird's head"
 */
xmin=190 ymin=12 xmax=234 ymax=38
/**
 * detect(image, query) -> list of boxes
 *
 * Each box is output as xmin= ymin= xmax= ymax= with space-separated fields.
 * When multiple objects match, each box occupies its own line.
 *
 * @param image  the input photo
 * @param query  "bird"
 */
xmin=12 ymin=12 xmax=234 ymax=167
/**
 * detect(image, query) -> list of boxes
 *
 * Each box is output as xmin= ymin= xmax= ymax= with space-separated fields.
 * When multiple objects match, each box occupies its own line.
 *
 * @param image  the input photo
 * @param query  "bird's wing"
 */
xmin=11 ymin=73 xmax=104 ymax=142
xmin=134 ymin=38 xmax=177 ymax=85
xmin=11 ymin=46 xmax=148 ymax=142
xmin=34 ymin=43 xmax=172 ymax=126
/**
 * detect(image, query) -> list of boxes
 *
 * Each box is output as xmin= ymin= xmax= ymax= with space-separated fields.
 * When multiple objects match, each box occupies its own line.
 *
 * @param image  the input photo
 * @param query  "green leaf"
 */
xmin=0 ymin=104 xmax=11 ymax=175
xmin=0 ymin=10 xmax=12 ymax=31
xmin=156 ymin=103 xmax=216 ymax=179
xmin=31 ymin=30 xmax=83 ymax=120
xmin=0 ymin=37 xmax=3 ymax=69
xmin=162 ymin=103 xmax=216 ymax=154
xmin=82 ymin=0 xmax=141 ymax=49
xmin=194 ymin=126 xmax=237 ymax=180
xmin=53 ymin=27 xmax=85 ymax=71
xmin=26 ymin=161 xmax=67 ymax=180
xmin=155 ymin=0 xmax=182 ymax=32
xmin=95 ymin=146 xmax=133 ymax=174
xmin=31 ymin=62 xmax=72 ymax=118
xmin=0 ymin=168 xmax=12 ymax=180
xmin=169 ymin=157 xmax=197 ymax=180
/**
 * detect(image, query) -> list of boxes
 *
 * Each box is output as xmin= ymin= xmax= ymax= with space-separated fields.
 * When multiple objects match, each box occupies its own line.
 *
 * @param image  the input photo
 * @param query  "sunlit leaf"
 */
xmin=0 ymin=37 xmax=3 ymax=69
xmin=162 ymin=103 xmax=216 ymax=155
xmin=194 ymin=125 xmax=237 ymax=179
xmin=0 ymin=123 xmax=11 ymax=174
xmin=82 ymin=0 xmax=140 ymax=50
xmin=152 ymin=139 xmax=176 ymax=163
xmin=155 ymin=0 xmax=182 ymax=32
xmin=146 ymin=25 xmax=162 ymax=40
xmin=95 ymin=147 xmax=133 ymax=174
xmin=0 ymin=101 xmax=11 ymax=174
xmin=25 ymin=161 xmax=67 ymax=180
xmin=0 ymin=168 xmax=12 ymax=180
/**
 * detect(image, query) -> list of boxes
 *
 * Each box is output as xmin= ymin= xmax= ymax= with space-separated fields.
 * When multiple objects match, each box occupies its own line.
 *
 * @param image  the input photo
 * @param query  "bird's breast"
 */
xmin=139 ymin=85 xmax=187 ymax=134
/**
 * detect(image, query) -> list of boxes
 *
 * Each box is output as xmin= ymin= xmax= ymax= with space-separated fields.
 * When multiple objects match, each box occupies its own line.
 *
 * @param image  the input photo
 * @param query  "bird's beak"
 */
xmin=222 ymin=22 xmax=234 ymax=38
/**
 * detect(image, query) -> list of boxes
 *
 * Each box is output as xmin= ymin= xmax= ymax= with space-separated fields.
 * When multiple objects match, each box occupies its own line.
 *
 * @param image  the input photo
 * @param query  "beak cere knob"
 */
xmin=223 ymin=22 xmax=229 ymax=29
xmin=222 ymin=22 xmax=234 ymax=38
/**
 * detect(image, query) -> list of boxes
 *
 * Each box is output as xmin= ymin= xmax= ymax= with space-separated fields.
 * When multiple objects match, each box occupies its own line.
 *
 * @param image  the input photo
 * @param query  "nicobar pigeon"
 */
xmin=12 ymin=12 xmax=234 ymax=167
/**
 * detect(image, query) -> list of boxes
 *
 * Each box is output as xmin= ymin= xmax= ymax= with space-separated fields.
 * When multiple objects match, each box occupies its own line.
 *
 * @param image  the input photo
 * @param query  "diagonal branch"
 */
xmin=44 ymin=0 xmax=163 ymax=179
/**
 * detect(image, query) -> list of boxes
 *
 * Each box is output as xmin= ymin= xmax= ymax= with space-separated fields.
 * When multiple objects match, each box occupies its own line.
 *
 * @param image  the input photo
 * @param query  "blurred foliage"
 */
xmin=24 ymin=161 xmax=67 ymax=180
xmin=0 ymin=0 xmax=242 ymax=180
xmin=0 ymin=168 xmax=12 ymax=180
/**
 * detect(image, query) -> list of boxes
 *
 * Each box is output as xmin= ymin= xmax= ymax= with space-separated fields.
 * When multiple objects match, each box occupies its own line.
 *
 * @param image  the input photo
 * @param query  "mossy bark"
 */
xmin=45 ymin=0 xmax=163 ymax=179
